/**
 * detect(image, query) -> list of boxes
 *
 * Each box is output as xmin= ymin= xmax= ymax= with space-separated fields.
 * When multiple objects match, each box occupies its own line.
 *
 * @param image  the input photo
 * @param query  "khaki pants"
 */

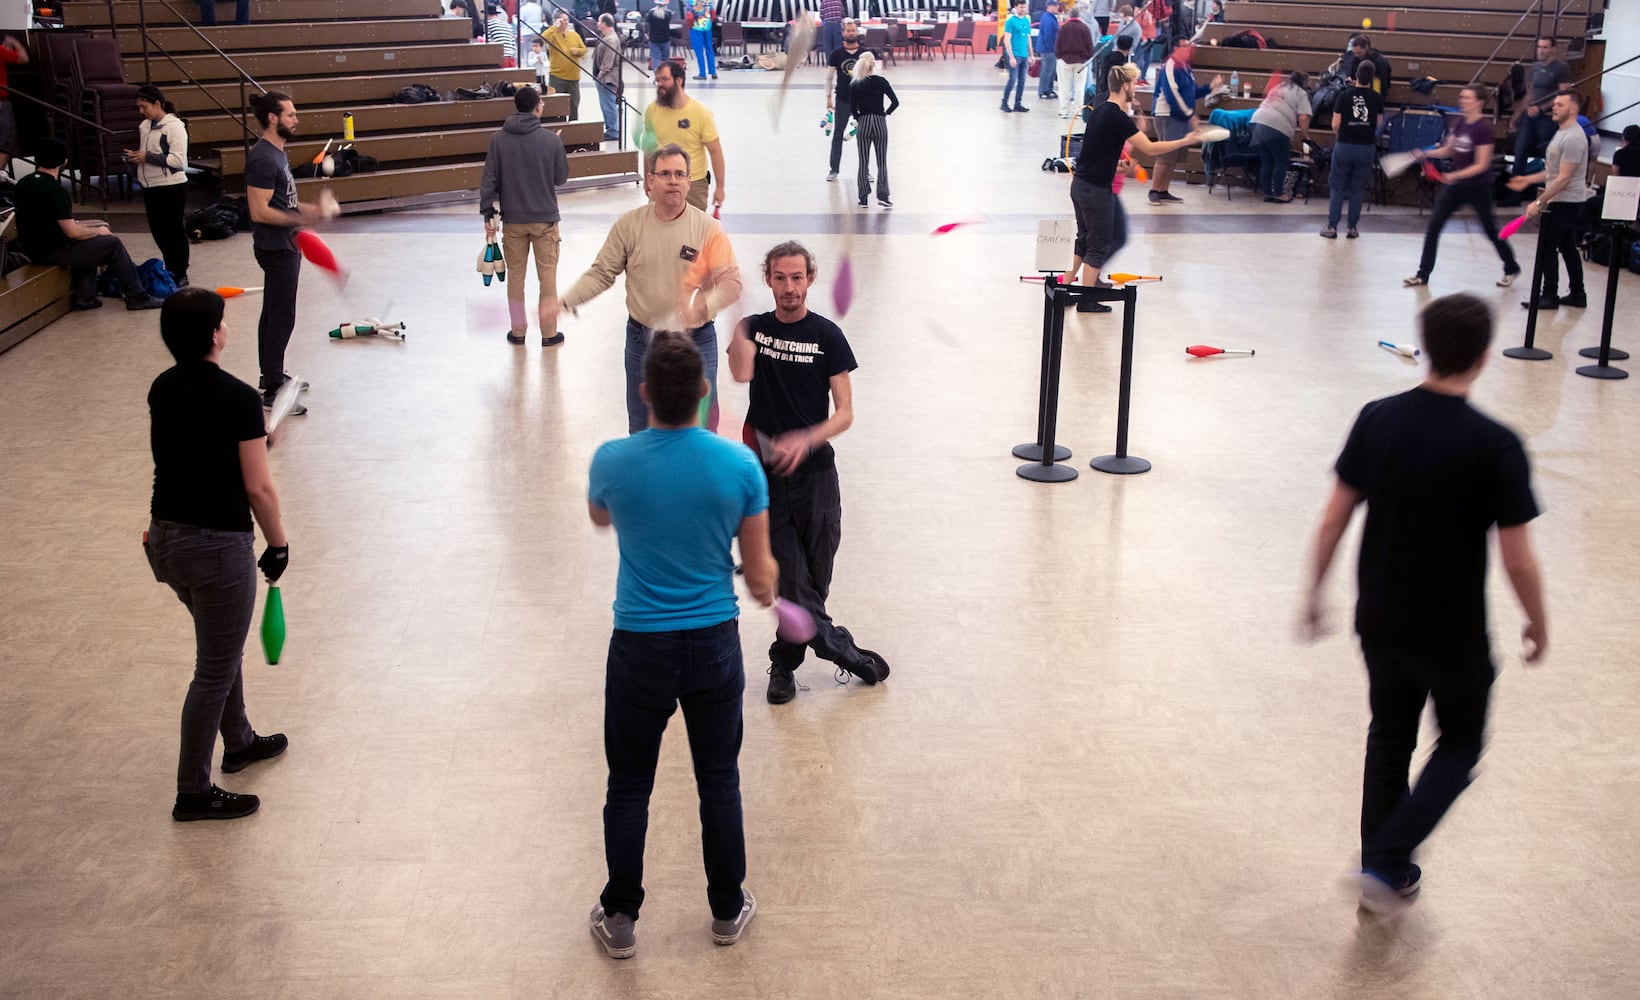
xmin=688 ymin=176 xmax=709 ymax=212
xmin=501 ymin=221 xmax=561 ymax=337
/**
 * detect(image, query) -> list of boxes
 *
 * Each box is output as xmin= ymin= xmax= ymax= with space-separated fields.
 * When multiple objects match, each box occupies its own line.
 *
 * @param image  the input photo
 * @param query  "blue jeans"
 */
xmin=144 ymin=520 xmax=259 ymax=795
xmin=649 ymin=41 xmax=669 ymax=69
xmin=1251 ymin=122 xmax=1291 ymax=198
xmin=1327 ymin=142 xmax=1375 ymax=229
xmin=1037 ymin=53 xmax=1057 ymax=98
xmin=1359 ymin=641 xmax=1493 ymax=881
xmin=819 ymin=18 xmax=842 ymax=58
xmin=1002 ymin=57 xmax=1026 ymax=108
xmin=596 ymin=79 xmax=621 ymax=140
xmin=624 ymin=318 xmax=718 ymax=434
xmin=691 ymin=29 xmax=716 ymax=76
xmin=1511 ymin=111 xmax=1557 ymax=175
xmin=601 ymin=618 xmax=748 ymax=921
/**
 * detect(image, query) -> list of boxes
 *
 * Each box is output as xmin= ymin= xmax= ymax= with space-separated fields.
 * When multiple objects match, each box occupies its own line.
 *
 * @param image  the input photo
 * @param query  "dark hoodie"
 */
xmin=479 ymin=111 xmax=570 ymax=225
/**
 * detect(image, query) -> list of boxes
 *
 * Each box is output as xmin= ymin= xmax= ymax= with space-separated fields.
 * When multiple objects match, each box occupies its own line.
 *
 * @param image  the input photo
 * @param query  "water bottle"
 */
xmin=1229 ymin=70 xmax=1239 ymax=96
xmin=342 ymin=112 xmax=355 ymax=141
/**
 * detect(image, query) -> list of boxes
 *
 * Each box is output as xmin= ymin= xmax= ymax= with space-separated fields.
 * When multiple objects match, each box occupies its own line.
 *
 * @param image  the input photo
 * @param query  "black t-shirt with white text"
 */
xmin=830 ymin=45 xmax=875 ymax=106
xmin=1334 ymin=387 xmax=1539 ymax=656
xmin=150 ymin=360 xmax=268 ymax=532
xmin=1334 ymin=86 xmax=1383 ymax=145
xmin=1076 ymin=102 xmax=1140 ymax=186
xmin=744 ymin=309 xmax=858 ymax=473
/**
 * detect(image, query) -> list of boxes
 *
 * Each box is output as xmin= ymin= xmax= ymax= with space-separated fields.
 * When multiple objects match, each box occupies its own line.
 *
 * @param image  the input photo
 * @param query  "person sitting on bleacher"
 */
xmin=1339 ymin=34 xmax=1390 ymax=99
xmin=1510 ymin=37 xmax=1572 ymax=177
xmin=12 ymin=139 xmax=163 ymax=311
xmin=1615 ymin=125 xmax=1640 ymax=179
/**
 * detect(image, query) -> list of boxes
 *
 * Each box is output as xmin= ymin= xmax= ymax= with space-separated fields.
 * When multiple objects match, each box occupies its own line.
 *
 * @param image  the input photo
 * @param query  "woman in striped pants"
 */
xmin=849 ymin=52 xmax=900 ymax=208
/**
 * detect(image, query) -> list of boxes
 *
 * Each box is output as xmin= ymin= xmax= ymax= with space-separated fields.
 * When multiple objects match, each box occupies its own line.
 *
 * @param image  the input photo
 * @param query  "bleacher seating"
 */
xmin=51 ymin=0 xmax=639 ymax=211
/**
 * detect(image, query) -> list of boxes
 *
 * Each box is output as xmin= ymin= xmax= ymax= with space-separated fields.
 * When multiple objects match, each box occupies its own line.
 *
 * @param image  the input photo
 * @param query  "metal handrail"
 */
xmin=132 ymin=0 xmax=268 ymax=95
xmin=6 ymin=85 xmax=120 ymax=136
xmin=521 ymin=9 xmax=655 ymax=151
xmin=1468 ymin=0 xmax=1584 ymax=90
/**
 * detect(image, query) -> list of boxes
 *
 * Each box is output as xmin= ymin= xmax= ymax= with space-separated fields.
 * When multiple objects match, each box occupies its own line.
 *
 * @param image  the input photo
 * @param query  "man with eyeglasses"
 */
xmin=561 ymin=143 xmax=744 ymax=434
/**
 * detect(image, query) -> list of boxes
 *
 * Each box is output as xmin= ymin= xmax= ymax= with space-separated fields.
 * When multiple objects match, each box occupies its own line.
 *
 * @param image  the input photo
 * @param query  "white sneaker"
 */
xmin=1497 ymin=271 xmax=1518 ymax=287
xmin=1402 ymin=275 xmax=1426 ymax=287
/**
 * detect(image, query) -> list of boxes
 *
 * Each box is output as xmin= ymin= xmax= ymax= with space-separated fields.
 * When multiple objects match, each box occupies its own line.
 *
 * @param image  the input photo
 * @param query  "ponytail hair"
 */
xmin=136 ymin=84 xmax=177 ymax=115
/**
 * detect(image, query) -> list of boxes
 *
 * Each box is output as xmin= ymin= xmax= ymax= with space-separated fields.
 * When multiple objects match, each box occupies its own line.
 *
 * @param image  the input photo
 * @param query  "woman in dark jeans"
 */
xmin=146 ymin=288 xmax=290 ymax=822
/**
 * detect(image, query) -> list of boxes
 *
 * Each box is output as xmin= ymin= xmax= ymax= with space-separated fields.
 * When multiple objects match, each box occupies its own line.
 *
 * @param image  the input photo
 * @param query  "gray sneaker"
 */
xmin=589 ymin=904 xmax=636 ymax=959
xmin=711 ymin=888 xmax=757 ymax=945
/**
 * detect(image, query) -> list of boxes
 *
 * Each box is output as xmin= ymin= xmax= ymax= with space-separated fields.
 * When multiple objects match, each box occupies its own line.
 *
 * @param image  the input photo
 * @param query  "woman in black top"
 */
xmin=145 ymin=288 xmax=291 ymax=823
xmin=849 ymin=52 xmax=899 ymax=209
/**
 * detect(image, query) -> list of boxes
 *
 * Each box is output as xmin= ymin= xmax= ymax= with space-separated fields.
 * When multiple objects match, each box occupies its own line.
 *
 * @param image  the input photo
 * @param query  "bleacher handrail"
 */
xmin=1467 ymin=0 xmax=1583 ymax=90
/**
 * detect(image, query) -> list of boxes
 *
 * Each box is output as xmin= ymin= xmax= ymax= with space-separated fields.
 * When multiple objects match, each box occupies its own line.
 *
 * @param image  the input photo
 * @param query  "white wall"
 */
xmin=1597 ymin=0 xmax=1640 ymax=133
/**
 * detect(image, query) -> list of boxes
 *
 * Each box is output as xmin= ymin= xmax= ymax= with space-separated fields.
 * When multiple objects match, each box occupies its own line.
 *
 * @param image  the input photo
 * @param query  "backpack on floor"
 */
xmin=138 ymin=258 xmax=179 ymax=299
xmin=1627 ymin=231 xmax=1640 ymax=276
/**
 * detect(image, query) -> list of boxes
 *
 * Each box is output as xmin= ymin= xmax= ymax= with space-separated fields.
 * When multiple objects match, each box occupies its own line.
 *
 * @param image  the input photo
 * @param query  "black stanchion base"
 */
xmin=1012 ymin=443 xmax=1072 ymax=462
xmin=1578 ymin=346 xmax=1630 ymax=361
xmin=1017 ymin=462 xmax=1079 ymax=483
xmin=1503 ymin=346 xmax=1554 ymax=361
xmin=1576 ymin=364 xmax=1629 ymax=380
xmin=1090 ymin=454 xmax=1151 ymax=475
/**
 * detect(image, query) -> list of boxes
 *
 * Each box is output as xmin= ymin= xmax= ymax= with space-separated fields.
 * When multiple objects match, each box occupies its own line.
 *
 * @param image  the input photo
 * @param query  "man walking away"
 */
xmin=480 ymin=86 xmax=571 ymax=347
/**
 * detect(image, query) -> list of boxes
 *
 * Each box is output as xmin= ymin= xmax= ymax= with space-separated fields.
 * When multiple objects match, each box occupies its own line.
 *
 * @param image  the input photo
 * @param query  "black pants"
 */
xmin=197 ymin=0 xmax=250 ymax=24
xmin=828 ymin=97 xmax=854 ymax=175
xmin=1416 ymin=181 xmax=1519 ymax=281
xmin=1535 ymin=201 xmax=1585 ymax=299
xmin=255 ymin=247 xmax=301 ymax=393
xmin=1359 ymin=641 xmax=1494 ymax=881
xmin=142 ymin=184 xmax=191 ymax=282
xmin=1070 ymin=175 xmax=1128 ymax=271
xmin=44 ymin=234 xmax=143 ymax=305
xmin=766 ymin=458 xmax=859 ymax=671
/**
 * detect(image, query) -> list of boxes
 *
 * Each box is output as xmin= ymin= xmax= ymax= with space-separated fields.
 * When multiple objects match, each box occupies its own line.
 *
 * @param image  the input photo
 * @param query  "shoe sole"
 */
xmin=838 ymin=660 xmax=880 ymax=685
xmin=711 ymin=893 xmax=757 ymax=945
xmin=767 ymin=684 xmax=796 ymax=705
xmin=172 ymin=802 xmax=260 ymax=822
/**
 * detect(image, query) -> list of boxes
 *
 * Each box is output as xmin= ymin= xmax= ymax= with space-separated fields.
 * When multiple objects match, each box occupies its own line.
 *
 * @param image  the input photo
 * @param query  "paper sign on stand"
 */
xmin=1602 ymin=176 xmax=1639 ymax=223
xmin=1035 ymin=220 xmax=1076 ymax=274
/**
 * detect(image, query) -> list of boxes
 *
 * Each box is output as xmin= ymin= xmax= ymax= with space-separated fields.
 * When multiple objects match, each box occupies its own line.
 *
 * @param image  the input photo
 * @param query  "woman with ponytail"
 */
xmin=126 ymin=85 xmax=191 ymax=286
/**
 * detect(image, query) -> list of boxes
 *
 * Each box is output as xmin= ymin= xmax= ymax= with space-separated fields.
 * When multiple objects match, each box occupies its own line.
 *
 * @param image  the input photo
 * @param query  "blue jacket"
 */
xmin=1153 ymin=60 xmax=1203 ymax=121
xmin=1036 ymin=11 xmax=1058 ymax=54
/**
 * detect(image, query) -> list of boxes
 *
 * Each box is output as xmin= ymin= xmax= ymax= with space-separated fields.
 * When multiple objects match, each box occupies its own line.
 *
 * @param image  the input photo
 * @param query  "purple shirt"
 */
xmin=821 ymin=0 xmax=844 ymax=20
xmin=1447 ymin=117 xmax=1494 ymax=183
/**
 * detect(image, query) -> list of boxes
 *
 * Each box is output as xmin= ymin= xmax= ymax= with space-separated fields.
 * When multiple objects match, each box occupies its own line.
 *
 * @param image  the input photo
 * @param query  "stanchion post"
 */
xmin=1013 ymin=274 xmax=1072 ymax=464
xmin=1090 ymin=284 xmax=1152 ymax=476
xmin=1505 ymin=215 xmax=1554 ymax=361
xmin=1016 ymin=279 xmax=1078 ymax=483
xmin=1576 ymin=223 xmax=1629 ymax=380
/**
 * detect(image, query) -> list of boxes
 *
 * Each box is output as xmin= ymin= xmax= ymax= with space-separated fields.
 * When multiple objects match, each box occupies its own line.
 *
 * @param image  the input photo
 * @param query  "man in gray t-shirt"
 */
xmin=1508 ymin=92 xmax=1589 ymax=309
xmin=1511 ymin=36 xmax=1573 ymax=175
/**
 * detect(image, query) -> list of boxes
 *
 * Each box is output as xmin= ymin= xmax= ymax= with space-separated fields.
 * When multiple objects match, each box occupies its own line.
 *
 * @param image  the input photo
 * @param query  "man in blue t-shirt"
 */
xmin=1035 ymin=2 xmax=1060 ymax=101
xmin=1303 ymin=293 xmax=1547 ymax=917
xmin=586 ymin=329 xmax=777 ymax=960
xmin=1001 ymin=1 xmax=1034 ymax=113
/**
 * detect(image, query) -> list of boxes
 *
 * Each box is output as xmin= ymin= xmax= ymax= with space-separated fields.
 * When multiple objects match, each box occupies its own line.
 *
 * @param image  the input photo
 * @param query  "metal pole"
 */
xmin=1090 ymin=285 xmax=1151 ymax=475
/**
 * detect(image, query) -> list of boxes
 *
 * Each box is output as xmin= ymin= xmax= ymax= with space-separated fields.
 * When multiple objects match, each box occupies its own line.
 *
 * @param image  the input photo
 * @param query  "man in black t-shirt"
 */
xmin=245 ymin=92 xmax=329 ymax=410
xmin=824 ymin=21 xmax=874 ymax=182
xmin=1065 ymin=65 xmax=1200 ymax=313
xmin=728 ymin=240 xmax=889 ymax=704
xmin=1323 ymin=63 xmax=1384 ymax=239
xmin=1303 ymin=293 xmax=1548 ymax=917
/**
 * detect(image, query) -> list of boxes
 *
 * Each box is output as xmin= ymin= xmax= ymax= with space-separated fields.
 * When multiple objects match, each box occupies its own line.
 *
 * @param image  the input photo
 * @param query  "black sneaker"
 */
xmin=174 ymin=274 xmax=190 ymax=287
xmin=1358 ymin=863 xmax=1421 ymax=915
xmin=831 ymin=626 xmax=887 ymax=685
xmin=172 ymin=784 xmax=260 ymax=822
xmin=1523 ymin=294 xmax=1560 ymax=310
xmin=878 ymin=198 xmax=893 ymax=208
xmin=221 ymin=732 xmax=288 ymax=773
xmin=72 ymin=298 xmax=104 ymax=310
xmin=1012 ymin=104 xmax=1030 ymax=112
xmin=543 ymin=333 xmax=565 ymax=346
xmin=767 ymin=665 xmax=797 ymax=704
xmin=1076 ymin=300 xmax=1112 ymax=313
xmin=838 ymin=627 xmax=889 ymax=681
xmin=1561 ymin=292 xmax=1587 ymax=308
xmin=126 ymin=295 xmax=164 ymax=310
xmin=858 ymin=199 xmax=868 ymax=208
xmin=507 ymin=331 xmax=527 ymax=344
xmin=1000 ymin=105 xmax=1013 ymax=113
xmin=1155 ymin=191 xmax=1183 ymax=203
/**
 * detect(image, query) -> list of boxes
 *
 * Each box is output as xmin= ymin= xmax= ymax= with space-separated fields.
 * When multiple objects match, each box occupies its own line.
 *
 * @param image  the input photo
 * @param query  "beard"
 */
xmin=276 ymin=123 xmax=296 ymax=141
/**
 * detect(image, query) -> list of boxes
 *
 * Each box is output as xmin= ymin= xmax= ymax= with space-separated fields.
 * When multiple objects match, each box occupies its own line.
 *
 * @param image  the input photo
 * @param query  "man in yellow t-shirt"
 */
xmin=544 ymin=10 xmax=589 ymax=121
xmin=643 ymin=61 xmax=725 ymax=212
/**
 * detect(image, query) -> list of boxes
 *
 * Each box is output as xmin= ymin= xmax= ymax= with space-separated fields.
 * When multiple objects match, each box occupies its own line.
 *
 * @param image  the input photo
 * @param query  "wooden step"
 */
xmin=182 ymin=95 xmax=563 ymax=146
xmin=284 ymin=151 xmax=639 ymax=203
xmin=0 ymin=265 xmax=73 ymax=356
xmin=129 ymin=43 xmax=506 ymax=86
xmin=163 ymin=68 xmax=512 ymax=114
xmin=1226 ymin=2 xmax=1588 ymax=38
xmin=114 ymin=18 xmax=474 ymax=56
xmin=65 ymin=0 xmax=442 ymax=27
xmin=1189 ymin=45 xmax=1513 ymax=86
xmin=1199 ymin=23 xmax=1536 ymax=61
xmin=217 ymin=121 xmax=610 ymax=175
xmin=1250 ymin=0 xmax=1588 ymax=12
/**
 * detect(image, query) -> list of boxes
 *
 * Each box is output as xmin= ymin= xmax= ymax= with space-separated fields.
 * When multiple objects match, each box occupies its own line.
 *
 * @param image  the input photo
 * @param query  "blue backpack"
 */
xmin=138 ymin=258 xmax=179 ymax=299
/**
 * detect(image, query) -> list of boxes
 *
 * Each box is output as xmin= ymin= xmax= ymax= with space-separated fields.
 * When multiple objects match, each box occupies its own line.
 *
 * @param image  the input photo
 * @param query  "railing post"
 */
xmin=138 ymin=0 xmax=151 ymax=84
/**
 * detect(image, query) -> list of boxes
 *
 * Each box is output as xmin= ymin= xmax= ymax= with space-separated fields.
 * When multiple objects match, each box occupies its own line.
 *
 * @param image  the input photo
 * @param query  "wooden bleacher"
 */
xmin=61 ymin=0 xmax=640 ymax=211
xmin=0 ymin=266 xmax=73 ymax=356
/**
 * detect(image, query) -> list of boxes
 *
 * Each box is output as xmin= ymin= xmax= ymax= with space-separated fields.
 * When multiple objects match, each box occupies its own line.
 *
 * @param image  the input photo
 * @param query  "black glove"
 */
xmin=258 ymin=545 xmax=289 ymax=583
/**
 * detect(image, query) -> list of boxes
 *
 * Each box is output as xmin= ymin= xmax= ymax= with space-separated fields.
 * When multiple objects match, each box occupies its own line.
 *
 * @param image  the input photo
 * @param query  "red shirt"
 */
xmin=0 ymin=44 xmax=23 ymax=100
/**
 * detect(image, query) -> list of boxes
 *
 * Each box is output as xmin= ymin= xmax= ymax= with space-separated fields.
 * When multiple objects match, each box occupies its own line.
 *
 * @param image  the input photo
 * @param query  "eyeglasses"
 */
xmin=649 ymin=169 xmax=689 ymax=180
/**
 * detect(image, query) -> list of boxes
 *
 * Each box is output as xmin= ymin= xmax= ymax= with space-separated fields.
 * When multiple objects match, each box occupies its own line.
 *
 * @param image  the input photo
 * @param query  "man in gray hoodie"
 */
xmin=480 ymin=86 xmax=571 ymax=346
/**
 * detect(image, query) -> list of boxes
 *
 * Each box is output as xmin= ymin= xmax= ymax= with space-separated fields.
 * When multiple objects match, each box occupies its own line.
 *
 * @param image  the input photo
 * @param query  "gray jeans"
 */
xmin=145 ymin=520 xmax=258 ymax=795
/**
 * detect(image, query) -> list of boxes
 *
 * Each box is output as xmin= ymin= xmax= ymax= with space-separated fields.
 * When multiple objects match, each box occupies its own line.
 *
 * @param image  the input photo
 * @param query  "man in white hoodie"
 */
xmin=125 ymin=85 xmax=191 ymax=286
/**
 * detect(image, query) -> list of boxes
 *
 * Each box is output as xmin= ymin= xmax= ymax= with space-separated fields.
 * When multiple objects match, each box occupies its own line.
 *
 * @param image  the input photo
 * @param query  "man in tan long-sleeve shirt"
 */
xmin=563 ymin=143 xmax=743 ymax=434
